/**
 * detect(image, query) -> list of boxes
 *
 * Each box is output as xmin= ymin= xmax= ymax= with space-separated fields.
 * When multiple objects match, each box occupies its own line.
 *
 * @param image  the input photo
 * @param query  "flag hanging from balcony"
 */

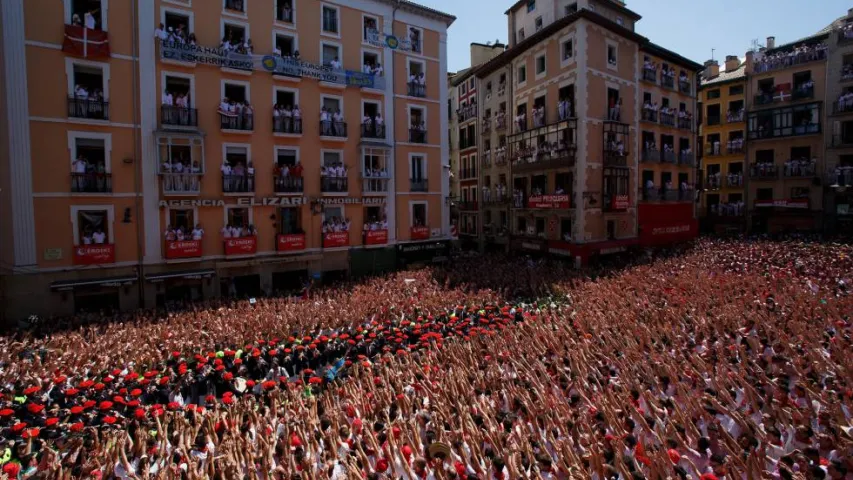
xmin=63 ymin=25 xmax=110 ymax=59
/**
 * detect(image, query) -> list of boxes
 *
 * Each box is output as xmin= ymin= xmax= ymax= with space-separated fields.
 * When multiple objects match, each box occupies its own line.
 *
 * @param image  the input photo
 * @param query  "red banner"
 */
xmin=364 ymin=230 xmax=388 ymax=245
xmin=62 ymin=25 xmax=111 ymax=59
xmin=224 ymin=237 xmax=257 ymax=255
xmin=611 ymin=195 xmax=630 ymax=210
xmin=73 ymin=244 xmax=115 ymax=265
xmin=165 ymin=240 xmax=202 ymax=259
xmin=527 ymin=195 xmax=570 ymax=209
xmin=276 ymin=234 xmax=306 ymax=252
xmin=411 ymin=226 xmax=430 ymax=240
xmin=323 ymin=231 xmax=349 ymax=248
xmin=754 ymin=199 xmax=809 ymax=209
xmin=639 ymin=221 xmax=698 ymax=247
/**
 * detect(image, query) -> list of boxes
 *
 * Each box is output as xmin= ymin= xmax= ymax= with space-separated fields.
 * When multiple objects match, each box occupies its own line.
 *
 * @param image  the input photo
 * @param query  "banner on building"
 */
xmin=754 ymin=199 xmax=809 ymax=209
xmin=73 ymin=244 xmax=115 ymax=265
xmin=276 ymin=234 xmax=306 ymax=252
xmin=63 ymin=25 xmax=111 ymax=59
xmin=165 ymin=240 xmax=202 ymax=259
xmin=224 ymin=237 xmax=257 ymax=256
xmin=527 ymin=195 xmax=570 ymax=209
xmin=611 ymin=195 xmax=630 ymax=210
xmin=410 ymin=226 xmax=430 ymax=240
xmin=159 ymin=41 xmax=378 ymax=88
xmin=323 ymin=232 xmax=349 ymax=248
xmin=364 ymin=29 xmax=415 ymax=51
xmin=364 ymin=230 xmax=388 ymax=245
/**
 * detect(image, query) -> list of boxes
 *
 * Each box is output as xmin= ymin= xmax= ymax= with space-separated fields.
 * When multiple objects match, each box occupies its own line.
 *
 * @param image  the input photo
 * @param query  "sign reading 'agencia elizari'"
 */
xmin=158 ymin=197 xmax=387 ymax=208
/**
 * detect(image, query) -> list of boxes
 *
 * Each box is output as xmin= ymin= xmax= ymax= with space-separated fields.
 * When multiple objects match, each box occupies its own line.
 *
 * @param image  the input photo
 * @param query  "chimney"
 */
xmin=724 ymin=55 xmax=739 ymax=72
xmin=848 ymin=7 xmax=853 ymax=17
xmin=745 ymin=50 xmax=754 ymax=74
xmin=766 ymin=36 xmax=775 ymax=49
xmin=703 ymin=59 xmax=719 ymax=79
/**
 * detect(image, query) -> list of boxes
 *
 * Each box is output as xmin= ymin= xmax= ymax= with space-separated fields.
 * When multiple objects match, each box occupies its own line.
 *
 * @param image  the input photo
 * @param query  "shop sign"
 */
xmin=411 ymin=226 xmax=430 ymax=240
xmin=165 ymin=240 xmax=202 ymax=259
xmin=521 ymin=242 xmax=543 ymax=251
xmin=224 ymin=237 xmax=257 ymax=256
xmin=611 ymin=195 xmax=630 ymax=210
xmin=364 ymin=230 xmax=389 ymax=245
xmin=276 ymin=234 xmax=306 ymax=252
xmin=323 ymin=232 xmax=349 ymax=248
xmin=650 ymin=225 xmax=691 ymax=236
xmin=158 ymin=197 xmax=385 ymax=208
xmin=527 ymin=195 xmax=570 ymax=209
xmin=73 ymin=245 xmax=115 ymax=265
xmin=754 ymin=199 xmax=809 ymax=209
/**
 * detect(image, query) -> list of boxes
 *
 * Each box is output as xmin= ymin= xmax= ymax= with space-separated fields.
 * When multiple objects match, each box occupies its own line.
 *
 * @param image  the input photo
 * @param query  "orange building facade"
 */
xmin=0 ymin=0 xmax=454 ymax=321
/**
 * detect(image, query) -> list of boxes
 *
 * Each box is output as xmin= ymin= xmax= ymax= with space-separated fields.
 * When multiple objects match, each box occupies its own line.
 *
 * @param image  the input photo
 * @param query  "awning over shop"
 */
xmin=50 ymin=276 xmax=137 ymax=292
xmin=144 ymin=269 xmax=215 ymax=283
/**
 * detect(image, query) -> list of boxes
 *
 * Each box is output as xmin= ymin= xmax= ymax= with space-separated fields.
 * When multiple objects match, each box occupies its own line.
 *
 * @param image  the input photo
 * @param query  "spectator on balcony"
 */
xmin=532 ymin=105 xmax=545 ymax=128
xmin=164 ymin=225 xmax=176 ymax=242
xmin=515 ymin=110 xmax=526 ymax=131
xmin=330 ymin=57 xmax=342 ymax=70
xmin=643 ymin=59 xmax=656 ymax=72
xmin=221 ymin=160 xmax=233 ymax=191
xmin=247 ymin=161 xmax=255 ymax=191
xmin=608 ymin=97 xmax=622 ymax=121
xmin=645 ymin=178 xmax=655 ymax=191
xmin=663 ymin=143 xmax=674 ymax=156
xmin=558 ymin=97 xmax=573 ymax=120
xmin=838 ymin=91 xmax=853 ymax=111
xmin=72 ymin=154 xmax=88 ymax=191
xmin=320 ymin=107 xmax=332 ymax=135
xmin=372 ymin=63 xmax=384 ymax=76
xmin=84 ymin=8 xmax=98 ymax=30
xmin=221 ymin=224 xmax=233 ymax=238
xmin=92 ymin=228 xmax=106 ymax=244
xmin=679 ymin=70 xmax=688 ymax=83
xmin=332 ymin=109 xmax=344 ymax=136
xmin=644 ymin=138 xmax=657 ymax=152
xmin=81 ymin=229 xmax=93 ymax=244
xmin=154 ymin=23 xmax=168 ymax=41
xmin=71 ymin=13 xmax=82 ymax=27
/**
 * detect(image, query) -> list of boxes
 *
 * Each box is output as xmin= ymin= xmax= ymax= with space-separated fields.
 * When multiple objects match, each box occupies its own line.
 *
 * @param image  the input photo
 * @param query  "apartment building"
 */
xmin=745 ymin=34 xmax=827 ymax=234
xmin=697 ymin=56 xmax=748 ymax=234
xmin=826 ymin=9 xmax=853 ymax=235
xmin=447 ymin=0 xmax=699 ymax=265
xmin=0 ymin=0 xmax=454 ymax=321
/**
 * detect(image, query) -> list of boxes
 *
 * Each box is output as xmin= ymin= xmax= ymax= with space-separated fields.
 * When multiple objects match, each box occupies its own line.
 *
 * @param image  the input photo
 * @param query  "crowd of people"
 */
xmin=218 ymin=98 xmax=255 ymax=131
xmin=511 ymin=139 xmax=575 ymax=167
xmin=154 ymin=23 xmax=197 ymax=46
xmin=320 ymin=108 xmax=346 ymax=137
xmin=710 ymin=201 xmax=746 ymax=217
xmin=220 ymin=223 xmax=257 ymax=238
xmin=706 ymin=171 xmax=744 ymax=190
xmin=322 ymin=216 xmax=352 ymax=233
xmin=273 ymin=105 xmax=303 ymax=134
xmin=784 ymin=157 xmax=818 ymax=177
xmin=753 ymin=43 xmax=827 ymax=73
xmin=1 ymin=238 xmax=852 ymax=478
xmin=831 ymin=164 xmax=853 ymax=187
xmin=362 ymin=114 xmax=386 ymax=138
xmin=836 ymin=91 xmax=853 ymax=113
xmin=70 ymin=84 xmax=107 ymax=119
xmin=164 ymin=224 xmax=205 ymax=242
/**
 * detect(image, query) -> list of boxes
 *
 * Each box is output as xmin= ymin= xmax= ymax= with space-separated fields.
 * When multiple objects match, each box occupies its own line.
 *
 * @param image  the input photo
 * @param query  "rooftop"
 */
xmin=386 ymin=0 xmax=456 ymax=25
xmin=700 ymin=62 xmax=747 ymax=87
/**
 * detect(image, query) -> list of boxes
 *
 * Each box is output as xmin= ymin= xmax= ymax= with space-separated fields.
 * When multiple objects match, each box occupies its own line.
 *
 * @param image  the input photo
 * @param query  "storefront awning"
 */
xmin=144 ymin=269 xmax=215 ymax=282
xmin=50 ymin=275 xmax=137 ymax=291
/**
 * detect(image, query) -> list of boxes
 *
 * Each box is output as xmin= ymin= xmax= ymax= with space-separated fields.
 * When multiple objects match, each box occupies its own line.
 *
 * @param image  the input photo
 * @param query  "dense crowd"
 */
xmin=0 ymin=238 xmax=852 ymax=479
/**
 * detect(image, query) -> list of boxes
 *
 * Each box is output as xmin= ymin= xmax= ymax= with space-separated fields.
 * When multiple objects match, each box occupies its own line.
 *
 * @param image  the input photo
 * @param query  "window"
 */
xmin=321 ymin=43 xmax=341 ymax=67
xmin=560 ymin=218 xmax=572 ymax=241
xmin=275 ymin=33 xmax=296 ymax=57
xmin=516 ymin=216 xmax=527 ymax=235
xmin=535 ymin=55 xmax=546 ymax=75
xmin=223 ymin=22 xmax=246 ymax=46
xmin=535 ymin=217 xmax=546 ymax=236
xmin=607 ymin=45 xmax=617 ymax=67
xmin=518 ymin=65 xmax=527 ymax=84
xmin=227 ymin=208 xmax=250 ymax=230
xmin=324 ymin=207 xmax=343 ymax=224
xmin=322 ymin=5 xmax=339 ymax=34
xmin=77 ymin=210 xmax=109 ymax=245
xmin=410 ymin=155 xmax=425 ymax=181
xmin=276 ymin=148 xmax=298 ymax=167
xmin=535 ymin=16 xmax=543 ymax=31
xmin=469 ymin=78 xmax=474 ymax=89
xmin=71 ymin=0 xmax=105 ymax=30
xmin=164 ymin=10 xmax=191 ymax=36
xmin=323 ymin=151 xmax=342 ymax=170
xmin=565 ymin=3 xmax=578 ymax=15
xmin=412 ymin=203 xmax=427 ymax=226
xmin=169 ymin=209 xmax=194 ymax=232
xmin=362 ymin=51 xmax=380 ymax=73
xmin=74 ymin=137 xmax=106 ymax=171
xmin=756 ymin=188 xmax=773 ymax=201
xmin=276 ymin=0 xmax=294 ymax=23
xmin=527 ymin=0 xmax=536 ymax=12
xmin=279 ymin=207 xmax=302 ymax=234
xmin=223 ymin=82 xmax=247 ymax=103
xmin=363 ymin=15 xmax=379 ymax=41
xmin=72 ymin=63 xmax=106 ymax=98
xmin=518 ymin=28 xmax=525 ymax=41
xmin=224 ymin=0 xmax=245 ymax=13
xmin=562 ymin=39 xmax=573 ymax=61
xmin=224 ymin=145 xmax=249 ymax=171
xmin=407 ymin=26 xmax=422 ymax=54
xmin=729 ymin=85 xmax=743 ymax=96
xmin=706 ymin=89 xmax=720 ymax=100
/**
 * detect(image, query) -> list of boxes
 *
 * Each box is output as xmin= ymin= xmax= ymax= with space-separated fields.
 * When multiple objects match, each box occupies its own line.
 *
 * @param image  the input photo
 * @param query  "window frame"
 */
xmin=320 ymin=2 xmax=341 ymax=38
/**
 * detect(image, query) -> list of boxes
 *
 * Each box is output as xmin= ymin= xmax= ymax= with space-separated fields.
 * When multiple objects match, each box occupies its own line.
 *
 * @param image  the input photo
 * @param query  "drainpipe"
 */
xmin=130 ymin=0 xmax=145 ymax=307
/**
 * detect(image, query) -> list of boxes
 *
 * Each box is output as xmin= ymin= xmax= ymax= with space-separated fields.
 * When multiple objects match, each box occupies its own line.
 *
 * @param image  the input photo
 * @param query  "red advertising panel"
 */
xmin=73 ymin=244 xmax=115 ymax=265
xmin=165 ymin=240 xmax=202 ymax=259
xmin=754 ymin=199 xmax=809 ymax=209
xmin=611 ymin=195 xmax=630 ymax=210
xmin=527 ymin=194 xmax=570 ymax=209
xmin=411 ymin=226 xmax=430 ymax=240
xmin=323 ymin=231 xmax=349 ymax=248
xmin=639 ymin=221 xmax=699 ymax=247
xmin=364 ymin=230 xmax=388 ymax=245
xmin=224 ymin=237 xmax=257 ymax=256
xmin=276 ymin=234 xmax=306 ymax=252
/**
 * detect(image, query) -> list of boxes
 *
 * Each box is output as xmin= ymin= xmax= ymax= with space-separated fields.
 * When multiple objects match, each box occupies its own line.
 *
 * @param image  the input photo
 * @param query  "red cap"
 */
xmin=45 ymin=417 xmax=59 ymax=427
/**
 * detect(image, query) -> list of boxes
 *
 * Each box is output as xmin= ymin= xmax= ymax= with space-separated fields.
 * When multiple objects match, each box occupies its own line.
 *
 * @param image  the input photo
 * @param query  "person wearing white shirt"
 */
xmin=82 ymin=232 xmax=93 ymax=245
xmin=320 ymin=108 xmax=331 ymax=135
xmin=333 ymin=110 xmax=344 ymax=136
xmin=84 ymin=9 xmax=98 ymax=30
xmin=155 ymin=23 xmax=168 ymax=41
xmin=92 ymin=229 xmax=106 ymax=244
xmin=373 ymin=63 xmax=384 ymax=76
xmin=191 ymin=224 xmax=204 ymax=240
xmin=330 ymin=57 xmax=342 ymax=69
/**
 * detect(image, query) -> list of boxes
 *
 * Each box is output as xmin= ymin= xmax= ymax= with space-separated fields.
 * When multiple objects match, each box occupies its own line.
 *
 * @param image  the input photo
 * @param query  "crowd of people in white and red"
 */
xmin=1 ymin=236 xmax=852 ymax=479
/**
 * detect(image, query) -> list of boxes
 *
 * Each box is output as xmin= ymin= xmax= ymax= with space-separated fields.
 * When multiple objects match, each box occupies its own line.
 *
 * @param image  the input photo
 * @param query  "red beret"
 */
xmin=99 ymin=401 xmax=113 ymax=411
xmin=70 ymin=406 xmax=84 ymax=414
xmin=70 ymin=422 xmax=84 ymax=432
xmin=26 ymin=404 xmax=44 ymax=414
xmin=45 ymin=417 xmax=59 ymax=427
xmin=103 ymin=416 xmax=117 ymax=425
xmin=0 ymin=409 xmax=14 ymax=417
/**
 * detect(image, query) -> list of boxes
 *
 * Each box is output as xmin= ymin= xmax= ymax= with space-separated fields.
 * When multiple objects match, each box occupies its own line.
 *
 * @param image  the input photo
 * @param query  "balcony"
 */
xmin=661 ymin=150 xmax=677 ymax=164
xmin=219 ymin=112 xmax=254 ymax=132
xmin=410 ymin=179 xmax=428 ymax=192
xmin=792 ymin=85 xmax=815 ymax=101
xmin=838 ymin=30 xmax=853 ymax=45
xmin=361 ymin=123 xmax=385 ymax=139
xmin=782 ymin=161 xmax=816 ymax=178
xmin=679 ymin=80 xmax=691 ymax=95
xmin=678 ymin=117 xmax=692 ymax=130
xmin=832 ymin=134 xmax=853 ymax=148
xmin=68 ymin=96 xmax=109 ymax=121
xmin=457 ymin=104 xmax=477 ymax=123
xmin=832 ymin=100 xmax=853 ymax=115
xmin=483 ymin=192 xmax=510 ymax=205
xmin=481 ymin=118 xmax=492 ymax=134
xmin=161 ymin=106 xmax=198 ymax=128
xmin=640 ymin=149 xmax=660 ymax=163
xmin=679 ymin=152 xmax=695 ymax=166
xmin=706 ymin=115 xmax=721 ymax=126
xmin=642 ymin=186 xmax=660 ymax=201
xmin=641 ymin=109 xmax=658 ymax=123
xmin=603 ymin=148 xmax=628 ymax=167
xmin=71 ymin=172 xmax=112 ymax=193
xmin=321 ymin=175 xmax=348 ymax=193
xmin=495 ymin=149 xmax=508 ymax=166
xmin=495 ymin=115 xmax=508 ymax=131
xmin=706 ymin=176 xmax=721 ymax=190
xmin=273 ymin=117 xmax=303 ymax=135
xmin=277 ymin=234 xmax=306 ymax=253
xmin=497 ymin=83 xmax=506 ymax=97
xmin=726 ymin=174 xmax=744 ymax=188
xmin=409 ymin=128 xmax=428 ymax=144
xmin=705 ymin=143 xmax=723 ymax=157
xmin=460 ymin=168 xmax=477 ymax=180
xmin=727 ymin=111 xmax=745 ymax=123
xmin=709 ymin=203 xmax=745 ymax=218
xmin=224 ymin=237 xmax=258 ymax=257
xmin=320 ymin=121 xmax=348 ymax=139
xmin=407 ymin=82 xmax=426 ymax=98
xmin=642 ymin=68 xmax=657 ymax=83
xmin=661 ymin=75 xmax=675 ymax=89
xmin=727 ymin=143 xmax=744 ymax=154
xmin=165 ymin=240 xmax=202 ymax=260
xmin=458 ymin=201 xmax=479 ymax=211
xmin=749 ymin=104 xmax=822 ymax=140
xmin=842 ymin=66 xmax=853 ymax=82
xmin=363 ymin=229 xmax=388 ymax=246
xmin=515 ymin=118 xmax=528 ymax=133
xmin=162 ymin=173 xmax=201 ymax=195
xmin=222 ymin=174 xmax=254 ymax=194
xmin=410 ymin=225 xmax=430 ymax=240
xmin=512 ymin=145 xmax=576 ymax=173
xmin=482 ymin=150 xmax=492 ymax=168
xmin=362 ymin=175 xmax=390 ymax=194
xmin=753 ymin=49 xmax=826 ymax=74
xmin=660 ymin=112 xmax=675 ymax=127
xmin=827 ymin=169 xmax=853 ymax=187
xmin=754 ymin=92 xmax=775 ymax=106
xmin=274 ymin=176 xmax=304 ymax=194
xmin=749 ymin=163 xmax=778 ymax=180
